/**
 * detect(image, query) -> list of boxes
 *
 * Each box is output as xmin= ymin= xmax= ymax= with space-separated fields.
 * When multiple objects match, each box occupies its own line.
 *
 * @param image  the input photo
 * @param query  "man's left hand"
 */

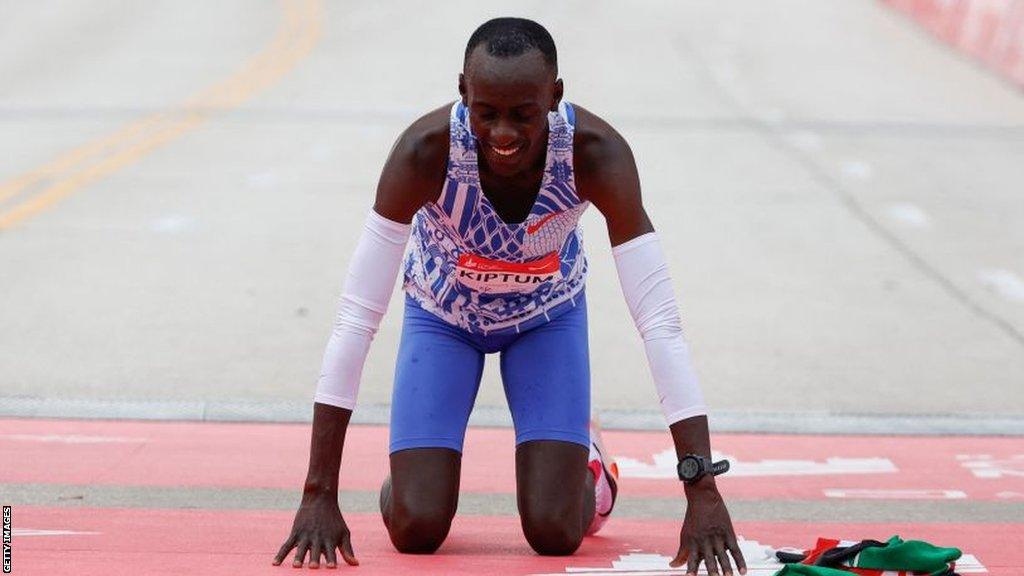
xmin=669 ymin=478 xmax=746 ymax=576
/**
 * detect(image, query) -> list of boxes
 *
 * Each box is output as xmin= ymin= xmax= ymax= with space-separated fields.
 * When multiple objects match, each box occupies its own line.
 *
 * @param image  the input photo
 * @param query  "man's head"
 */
xmin=459 ymin=18 xmax=563 ymax=177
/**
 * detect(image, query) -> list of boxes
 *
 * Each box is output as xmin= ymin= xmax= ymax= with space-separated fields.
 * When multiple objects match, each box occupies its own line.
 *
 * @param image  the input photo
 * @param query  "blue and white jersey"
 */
xmin=402 ymin=100 xmax=589 ymax=335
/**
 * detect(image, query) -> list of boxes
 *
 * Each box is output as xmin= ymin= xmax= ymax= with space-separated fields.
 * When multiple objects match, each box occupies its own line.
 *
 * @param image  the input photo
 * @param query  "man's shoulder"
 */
xmin=567 ymin=104 xmax=648 ymax=237
xmin=570 ymin=103 xmax=633 ymax=176
xmin=395 ymin=102 xmax=452 ymax=173
xmin=570 ymin=103 xmax=637 ymax=206
xmin=374 ymin=102 xmax=452 ymax=220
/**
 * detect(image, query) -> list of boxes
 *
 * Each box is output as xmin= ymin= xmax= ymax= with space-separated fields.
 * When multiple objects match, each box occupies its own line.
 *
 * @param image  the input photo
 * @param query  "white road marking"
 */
xmin=535 ymin=541 xmax=988 ymax=575
xmin=14 ymin=529 xmax=101 ymax=537
xmin=824 ymin=488 xmax=966 ymax=499
xmin=533 ymin=537 xmax=781 ymax=575
xmin=956 ymin=554 xmax=991 ymax=573
xmin=883 ymin=203 xmax=931 ymax=227
xmin=616 ymin=449 xmax=896 ymax=479
xmin=841 ymin=159 xmax=873 ymax=180
xmin=977 ymin=269 xmax=1024 ymax=302
xmin=958 ymin=454 xmax=1024 ymax=478
xmin=0 ymin=433 xmax=146 ymax=444
xmin=997 ymin=491 xmax=1024 ymax=499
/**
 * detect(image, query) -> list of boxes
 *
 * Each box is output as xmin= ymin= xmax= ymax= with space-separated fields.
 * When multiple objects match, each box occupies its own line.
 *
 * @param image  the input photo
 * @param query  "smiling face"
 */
xmin=459 ymin=45 xmax=563 ymax=178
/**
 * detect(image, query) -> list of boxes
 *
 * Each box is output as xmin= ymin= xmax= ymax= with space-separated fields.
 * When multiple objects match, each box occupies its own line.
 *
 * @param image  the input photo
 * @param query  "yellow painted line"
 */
xmin=0 ymin=114 xmax=203 ymax=229
xmin=0 ymin=113 xmax=167 ymax=206
xmin=0 ymin=0 xmax=323 ymax=230
xmin=0 ymin=0 xmax=314 ymax=212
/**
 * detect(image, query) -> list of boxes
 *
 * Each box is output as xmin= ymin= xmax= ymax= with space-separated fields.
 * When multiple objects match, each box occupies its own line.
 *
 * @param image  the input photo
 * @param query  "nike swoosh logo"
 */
xmin=526 ymin=212 xmax=558 ymax=234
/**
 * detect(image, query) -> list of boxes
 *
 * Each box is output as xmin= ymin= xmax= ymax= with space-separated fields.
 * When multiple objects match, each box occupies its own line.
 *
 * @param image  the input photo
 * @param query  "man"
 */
xmin=274 ymin=17 xmax=746 ymax=576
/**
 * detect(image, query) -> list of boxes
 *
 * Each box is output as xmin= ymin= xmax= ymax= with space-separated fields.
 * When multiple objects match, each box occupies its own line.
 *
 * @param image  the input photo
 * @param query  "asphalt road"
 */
xmin=1 ymin=1 xmax=1022 ymax=430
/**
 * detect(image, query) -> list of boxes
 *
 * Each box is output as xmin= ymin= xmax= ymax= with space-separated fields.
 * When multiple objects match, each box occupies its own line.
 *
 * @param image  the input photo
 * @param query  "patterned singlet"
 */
xmin=402 ymin=100 xmax=590 ymax=335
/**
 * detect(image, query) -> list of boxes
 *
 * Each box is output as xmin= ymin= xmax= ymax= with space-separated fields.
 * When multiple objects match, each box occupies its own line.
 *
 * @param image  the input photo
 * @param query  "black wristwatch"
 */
xmin=676 ymin=454 xmax=730 ymax=484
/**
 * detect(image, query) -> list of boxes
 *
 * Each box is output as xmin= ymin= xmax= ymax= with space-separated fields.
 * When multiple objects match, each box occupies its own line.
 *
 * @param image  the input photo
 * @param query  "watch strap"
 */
xmin=711 ymin=458 xmax=729 ymax=476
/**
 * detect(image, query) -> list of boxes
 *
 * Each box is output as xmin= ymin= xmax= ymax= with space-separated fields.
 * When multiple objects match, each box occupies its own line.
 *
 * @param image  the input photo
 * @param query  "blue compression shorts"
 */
xmin=389 ymin=291 xmax=590 ymax=454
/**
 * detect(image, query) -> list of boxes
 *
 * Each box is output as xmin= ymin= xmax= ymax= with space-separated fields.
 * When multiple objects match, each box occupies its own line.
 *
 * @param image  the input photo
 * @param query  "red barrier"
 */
xmin=883 ymin=0 xmax=1024 ymax=87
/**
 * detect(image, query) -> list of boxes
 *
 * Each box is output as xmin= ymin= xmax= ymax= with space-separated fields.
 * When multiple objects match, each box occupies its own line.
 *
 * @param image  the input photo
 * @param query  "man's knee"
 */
xmin=386 ymin=499 xmax=454 ymax=554
xmin=382 ymin=448 xmax=461 ymax=553
xmin=520 ymin=507 xmax=584 ymax=556
xmin=515 ymin=440 xmax=589 ymax=555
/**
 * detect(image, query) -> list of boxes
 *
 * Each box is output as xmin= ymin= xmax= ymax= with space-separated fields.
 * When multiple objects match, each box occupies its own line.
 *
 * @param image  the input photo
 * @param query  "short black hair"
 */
xmin=464 ymin=17 xmax=557 ymax=74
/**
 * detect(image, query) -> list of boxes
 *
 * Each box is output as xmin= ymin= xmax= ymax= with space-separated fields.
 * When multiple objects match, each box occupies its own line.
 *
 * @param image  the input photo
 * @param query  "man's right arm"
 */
xmin=303 ymin=104 xmax=450 ymax=494
xmin=276 ymin=106 xmax=450 ymax=569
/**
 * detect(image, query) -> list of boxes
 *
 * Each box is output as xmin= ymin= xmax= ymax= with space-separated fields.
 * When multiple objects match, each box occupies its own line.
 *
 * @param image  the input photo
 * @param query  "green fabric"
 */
xmin=771 ymin=535 xmax=963 ymax=576
xmin=772 ymin=565 xmax=853 ymax=576
xmin=855 ymin=535 xmax=961 ymax=573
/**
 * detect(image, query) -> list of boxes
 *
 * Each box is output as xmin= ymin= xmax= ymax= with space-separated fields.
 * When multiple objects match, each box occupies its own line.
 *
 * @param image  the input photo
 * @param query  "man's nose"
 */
xmin=491 ymin=118 xmax=518 ymax=145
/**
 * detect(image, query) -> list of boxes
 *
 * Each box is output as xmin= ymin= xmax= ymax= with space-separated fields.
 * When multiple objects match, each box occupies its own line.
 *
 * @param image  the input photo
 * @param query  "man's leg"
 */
xmin=500 ymin=294 xmax=594 ymax=555
xmin=379 ymin=447 xmax=461 ymax=553
xmin=382 ymin=296 xmax=485 ymax=553
xmin=515 ymin=439 xmax=595 ymax=555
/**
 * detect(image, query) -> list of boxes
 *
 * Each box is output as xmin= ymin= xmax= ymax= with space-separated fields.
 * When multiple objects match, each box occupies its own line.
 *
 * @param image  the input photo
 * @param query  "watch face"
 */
xmin=680 ymin=458 xmax=700 ymax=479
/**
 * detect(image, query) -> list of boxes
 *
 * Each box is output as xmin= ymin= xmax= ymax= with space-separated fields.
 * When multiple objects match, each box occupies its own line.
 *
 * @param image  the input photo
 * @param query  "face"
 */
xmin=460 ymin=46 xmax=563 ymax=178
xmin=680 ymin=458 xmax=700 ymax=479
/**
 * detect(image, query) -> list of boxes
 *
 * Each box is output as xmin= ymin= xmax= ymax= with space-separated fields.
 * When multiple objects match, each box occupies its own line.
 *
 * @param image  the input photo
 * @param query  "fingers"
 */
xmin=275 ymin=533 xmax=355 ymax=569
xmin=340 ymin=533 xmax=360 ymax=566
xmin=668 ymin=523 xmax=688 ymax=569
xmin=726 ymin=534 xmax=748 ymax=575
xmin=702 ymin=540 xmax=722 ymax=575
xmin=292 ymin=539 xmax=310 ymax=568
xmin=686 ymin=543 xmax=700 ymax=576
xmin=272 ymin=533 xmax=297 ymax=566
xmin=309 ymin=541 xmax=324 ymax=569
xmin=668 ymin=545 xmax=687 ymax=568
xmin=714 ymin=535 xmax=733 ymax=576
xmin=325 ymin=545 xmax=338 ymax=569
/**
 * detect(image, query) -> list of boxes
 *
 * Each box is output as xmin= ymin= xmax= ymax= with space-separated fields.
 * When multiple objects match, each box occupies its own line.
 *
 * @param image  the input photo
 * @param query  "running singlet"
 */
xmin=402 ymin=100 xmax=589 ymax=335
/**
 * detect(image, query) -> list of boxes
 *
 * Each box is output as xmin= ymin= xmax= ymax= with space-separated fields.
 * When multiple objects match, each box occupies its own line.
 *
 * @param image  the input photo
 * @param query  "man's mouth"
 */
xmin=488 ymin=142 xmax=524 ymax=158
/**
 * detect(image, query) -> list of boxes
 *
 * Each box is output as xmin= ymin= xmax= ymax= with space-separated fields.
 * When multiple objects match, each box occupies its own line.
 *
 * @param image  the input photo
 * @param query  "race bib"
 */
xmin=455 ymin=251 xmax=562 ymax=294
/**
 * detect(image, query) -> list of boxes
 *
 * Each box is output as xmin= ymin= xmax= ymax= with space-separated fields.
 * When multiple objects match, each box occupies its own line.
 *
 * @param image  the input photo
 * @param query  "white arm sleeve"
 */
xmin=313 ymin=209 xmax=411 ymax=410
xmin=612 ymin=232 xmax=708 ymax=425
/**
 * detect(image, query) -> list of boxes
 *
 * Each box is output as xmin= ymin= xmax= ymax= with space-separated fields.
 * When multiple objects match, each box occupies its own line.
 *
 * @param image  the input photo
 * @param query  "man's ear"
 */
xmin=551 ymin=78 xmax=564 ymax=111
xmin=458 ymin=73 xmax=468 ymax=106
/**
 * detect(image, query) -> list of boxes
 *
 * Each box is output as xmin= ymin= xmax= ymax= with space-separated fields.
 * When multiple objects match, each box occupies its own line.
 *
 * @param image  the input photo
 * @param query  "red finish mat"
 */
xmin=6 ymin=507 xmax=1011 ymax=575
xmin=2 ymin=418 xmax=1021 ymax=501
xmin=1 ymin=418 xmax=1021 ymax=573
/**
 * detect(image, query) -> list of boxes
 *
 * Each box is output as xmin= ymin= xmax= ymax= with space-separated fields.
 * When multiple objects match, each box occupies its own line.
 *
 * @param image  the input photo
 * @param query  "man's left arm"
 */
xmin=574 ymin=105 xmax=746 ymax=576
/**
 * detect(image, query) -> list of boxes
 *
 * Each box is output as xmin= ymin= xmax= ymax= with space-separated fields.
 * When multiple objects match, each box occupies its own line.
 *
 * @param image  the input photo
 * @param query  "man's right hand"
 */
xmin=273 ymin=492 xmax=359 ymax=568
